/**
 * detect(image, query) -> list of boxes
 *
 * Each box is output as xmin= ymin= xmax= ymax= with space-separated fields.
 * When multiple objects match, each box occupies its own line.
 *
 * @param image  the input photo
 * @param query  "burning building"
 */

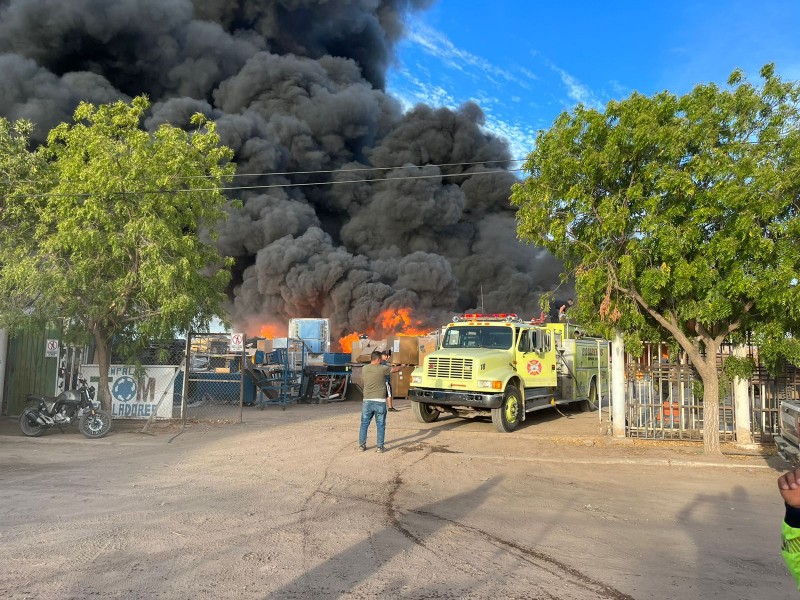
xmin=0 ymin=0 xmax=563 ymax=341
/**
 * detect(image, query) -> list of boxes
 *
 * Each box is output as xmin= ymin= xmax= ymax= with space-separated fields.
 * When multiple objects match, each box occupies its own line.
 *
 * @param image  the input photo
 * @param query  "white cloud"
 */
xmin=405 ymin=19 xmax=529 ymax=88
xmin=542 ymin=61 xmax=604 ymax=110
xmin=390 ymin=69 xmax=457 ymax=111
xmin=388 ymin=18 xmax=542 ymax=162
xmin=482 ymin=116 xmax=537 ymax=162
xmin=519 ymin=67 xmax=539 ymax=82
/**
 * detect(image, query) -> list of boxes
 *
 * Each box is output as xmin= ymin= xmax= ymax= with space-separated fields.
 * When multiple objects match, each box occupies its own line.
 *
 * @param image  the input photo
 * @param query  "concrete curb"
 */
xmin=444 ymin=453 xmax=775 ymax=469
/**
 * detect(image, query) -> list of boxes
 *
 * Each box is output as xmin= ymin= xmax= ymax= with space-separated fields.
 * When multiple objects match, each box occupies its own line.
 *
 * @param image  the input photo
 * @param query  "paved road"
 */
xmin=0 ymin=401 xmax=795 ymax=599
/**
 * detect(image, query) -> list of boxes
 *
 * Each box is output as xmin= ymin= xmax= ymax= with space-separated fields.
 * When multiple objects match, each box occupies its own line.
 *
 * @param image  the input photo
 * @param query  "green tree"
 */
xmin=511 ymin=65 xmax=800 ymax=455
xmin=0 ymin=97 xmax=235 ymax=410
xmin=0 ymin=118 xmax=51 ymax=317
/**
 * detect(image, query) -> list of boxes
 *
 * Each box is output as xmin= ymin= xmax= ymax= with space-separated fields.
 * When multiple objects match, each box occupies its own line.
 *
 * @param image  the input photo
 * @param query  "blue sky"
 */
xmin=388 ymin=0 xmax=800 ymax=160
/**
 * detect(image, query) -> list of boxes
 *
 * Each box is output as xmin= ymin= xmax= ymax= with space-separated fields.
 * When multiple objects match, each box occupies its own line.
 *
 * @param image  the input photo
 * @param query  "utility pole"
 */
xmin=612 ymin=329 xmax=626 ymax=438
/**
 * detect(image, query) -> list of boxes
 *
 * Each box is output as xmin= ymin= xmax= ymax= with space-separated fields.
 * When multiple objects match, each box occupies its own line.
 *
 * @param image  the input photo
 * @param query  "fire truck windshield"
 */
xmin=442 ymin=326 xmax=513 ymax=350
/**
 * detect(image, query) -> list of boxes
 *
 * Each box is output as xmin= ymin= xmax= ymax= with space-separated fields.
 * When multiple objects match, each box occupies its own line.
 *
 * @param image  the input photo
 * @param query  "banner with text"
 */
xmin=82 ymin=364 xmax=181 ymax=419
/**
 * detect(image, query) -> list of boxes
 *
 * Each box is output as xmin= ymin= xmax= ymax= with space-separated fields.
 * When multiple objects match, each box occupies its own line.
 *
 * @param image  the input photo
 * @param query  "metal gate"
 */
xmin=619 ymin=342 xmax=796 ymax=443
xmin=623 ymin=355 xmax=720 ymax=441
xmin=182 ymin=332 xmax=244 ymax=423
xmin=749 ymin=365 xmax=800 ymax=443
xmin=2 ymin=324 xmax=62 ymax=416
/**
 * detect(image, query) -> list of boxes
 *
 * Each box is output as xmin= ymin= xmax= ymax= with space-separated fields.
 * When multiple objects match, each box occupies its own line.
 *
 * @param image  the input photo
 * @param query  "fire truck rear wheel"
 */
xmin=579 ymin=379 xmax=598 ymax=412
xmin=492 ymin=385 xmax=521 ymax=433
xmin=411 ymin=401 xmax=440 ymax=423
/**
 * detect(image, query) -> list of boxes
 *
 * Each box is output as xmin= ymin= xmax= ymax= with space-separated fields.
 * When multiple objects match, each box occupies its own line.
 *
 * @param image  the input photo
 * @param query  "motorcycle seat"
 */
xmin=26 ymin=393 xmax=59 ymax=403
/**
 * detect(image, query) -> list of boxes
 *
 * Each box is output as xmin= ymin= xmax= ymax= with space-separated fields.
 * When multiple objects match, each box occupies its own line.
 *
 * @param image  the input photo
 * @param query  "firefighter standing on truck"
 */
xmin=558 ymin=298 xmax=574 ymax=322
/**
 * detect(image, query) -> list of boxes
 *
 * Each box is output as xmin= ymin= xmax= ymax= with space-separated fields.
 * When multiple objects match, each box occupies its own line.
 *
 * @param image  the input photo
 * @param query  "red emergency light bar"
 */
xmin=462 ymin=313 xmax=519 ymax=320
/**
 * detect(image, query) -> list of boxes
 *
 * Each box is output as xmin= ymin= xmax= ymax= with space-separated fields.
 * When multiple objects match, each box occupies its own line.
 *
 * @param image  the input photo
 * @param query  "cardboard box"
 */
xmin=350 ymin=340 xmax=365 ymax=363
xmin=256 ymin=338 xmax=273 ymax=353
xmin=417 ymin=335 xmax=438 ymax=366
xmin=390 ymin=365 xmax=415 ymax=398
xmin=352 ymin=338 xmax=387 ymax=363
xmin=389 ymin=336 xmax=420 ymax=365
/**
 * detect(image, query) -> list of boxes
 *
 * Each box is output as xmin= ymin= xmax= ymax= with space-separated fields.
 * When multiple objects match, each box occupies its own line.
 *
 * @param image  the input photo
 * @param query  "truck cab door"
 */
xmin=516 ymin=329 xmax=551 ymax=389
xmin=517 ymin=329 xmax=557 ymax=388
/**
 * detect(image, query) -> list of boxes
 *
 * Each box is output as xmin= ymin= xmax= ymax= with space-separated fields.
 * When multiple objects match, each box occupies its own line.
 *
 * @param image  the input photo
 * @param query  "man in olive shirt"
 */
xmin=359 ymin=350 xmax=402 ymax=453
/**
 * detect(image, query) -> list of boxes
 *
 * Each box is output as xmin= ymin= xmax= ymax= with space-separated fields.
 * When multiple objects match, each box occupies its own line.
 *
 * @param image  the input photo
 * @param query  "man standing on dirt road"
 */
xmin=359 ymin=350 xmax=402 ymax=453
xmin=777 ymin=466 xmax=800 ymax=588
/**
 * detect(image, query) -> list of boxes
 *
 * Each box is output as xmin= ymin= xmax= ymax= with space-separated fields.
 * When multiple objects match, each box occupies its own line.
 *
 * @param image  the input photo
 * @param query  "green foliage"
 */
xmin=692 ymin=378 xmax=704 ymax=402
xmin=0 ymin=118 xmax=53 ymax=327
xmin=512 ymin=65 xmax=800 ymax=453
xmin=751 ymin=325 xmax=800 ymax=374
xmin=511 ymin=63 xmax=800 ymax=360
xmin=691 ymin=372 xmax=732 ymax=402
xmin=722 ymin=355 xmax=756 ymax=380
xmin=0 ymin=96 xmax=235 ymax=367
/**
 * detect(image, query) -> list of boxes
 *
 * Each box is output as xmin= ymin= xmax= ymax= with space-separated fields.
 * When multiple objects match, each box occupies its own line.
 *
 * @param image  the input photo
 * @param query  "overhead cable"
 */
xmin=21 ymin=167 xmax=525 ymax=199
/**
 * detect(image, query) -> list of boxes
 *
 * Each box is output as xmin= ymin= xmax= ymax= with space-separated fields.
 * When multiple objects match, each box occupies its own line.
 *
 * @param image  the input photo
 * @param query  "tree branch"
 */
xmin=118 ymin=310 xmax=163 ymax=324
xmin=614 ymin=281 xmax=706 ymax=366
xmin=714 ymin=301 xmax=754 ymax=346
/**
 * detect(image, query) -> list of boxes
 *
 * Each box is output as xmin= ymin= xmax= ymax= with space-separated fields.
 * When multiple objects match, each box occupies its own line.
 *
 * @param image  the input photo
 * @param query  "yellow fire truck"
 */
xmin=408 ymin=313 xmax=609 ymax=432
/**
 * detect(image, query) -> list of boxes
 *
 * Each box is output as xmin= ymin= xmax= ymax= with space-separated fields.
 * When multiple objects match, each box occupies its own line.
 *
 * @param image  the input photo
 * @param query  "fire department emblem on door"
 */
xmin=526 ymin=360 xmax=542 ymax=376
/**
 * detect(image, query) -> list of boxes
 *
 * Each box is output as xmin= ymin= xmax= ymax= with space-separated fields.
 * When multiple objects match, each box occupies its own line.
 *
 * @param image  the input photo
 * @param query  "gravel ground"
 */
xmin=0 ymin=399 xmax=795 ymax=599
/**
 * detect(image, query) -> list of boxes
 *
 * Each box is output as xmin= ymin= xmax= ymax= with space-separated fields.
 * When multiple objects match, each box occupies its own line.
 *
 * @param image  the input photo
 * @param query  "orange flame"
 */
xmin=337 ymin=308 xmax=431 ymax=351
xmin=259 ymin=324 xmax=282 ymax=340
xmin=339 ymin=332 xmax=361 ymax=353
xmin=378 ymin=307 xmax=428 ymax=334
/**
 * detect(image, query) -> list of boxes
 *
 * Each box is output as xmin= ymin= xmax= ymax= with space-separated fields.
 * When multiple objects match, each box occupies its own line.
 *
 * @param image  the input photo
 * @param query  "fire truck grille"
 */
xmin=427 ymin=357 xmax=474 ymax=379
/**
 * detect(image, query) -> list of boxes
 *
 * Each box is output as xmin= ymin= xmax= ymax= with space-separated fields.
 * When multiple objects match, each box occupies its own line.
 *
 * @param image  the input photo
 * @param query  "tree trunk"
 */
xmin=91 ymin=328 xmax=112 ymax=412
xmin=698 ymin=357 xmax=722 ymax=455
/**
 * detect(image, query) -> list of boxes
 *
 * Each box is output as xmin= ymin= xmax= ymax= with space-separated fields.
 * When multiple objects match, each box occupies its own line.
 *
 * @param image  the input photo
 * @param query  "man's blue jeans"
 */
xmin=359 ymin=401 xmax=387 ymax=448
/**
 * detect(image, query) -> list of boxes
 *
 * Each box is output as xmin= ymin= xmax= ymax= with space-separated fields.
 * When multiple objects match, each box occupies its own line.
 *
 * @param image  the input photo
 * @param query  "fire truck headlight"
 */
xmin=477 ymin=380 xmax=502 ymax=390
xmin=411 ymin=375 xmax=422 ymax=384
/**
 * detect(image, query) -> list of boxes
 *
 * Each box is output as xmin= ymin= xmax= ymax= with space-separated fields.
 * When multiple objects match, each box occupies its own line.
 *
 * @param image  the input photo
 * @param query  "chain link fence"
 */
xmin=180 ymin=332 xmax=244 ymax=424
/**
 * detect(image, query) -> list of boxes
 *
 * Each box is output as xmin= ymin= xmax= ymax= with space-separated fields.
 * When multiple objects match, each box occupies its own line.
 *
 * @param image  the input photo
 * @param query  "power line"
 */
xmin=171 ymin=158 xmax=529 ymax=180
xmin=21 ymin=167 xmax=525 ymax=199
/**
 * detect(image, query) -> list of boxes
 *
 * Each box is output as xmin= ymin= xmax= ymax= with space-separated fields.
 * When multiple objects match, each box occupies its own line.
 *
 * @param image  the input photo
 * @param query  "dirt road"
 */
xmin=0 ymin=401 xmax=795 ymax=599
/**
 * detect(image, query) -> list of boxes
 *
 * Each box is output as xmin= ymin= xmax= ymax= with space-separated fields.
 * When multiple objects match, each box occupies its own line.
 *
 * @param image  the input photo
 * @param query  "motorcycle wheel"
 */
xmin=19 ymin=408 xmax=45 ymax=437
xmin=79 ymin=410 xmax=112 ymax=439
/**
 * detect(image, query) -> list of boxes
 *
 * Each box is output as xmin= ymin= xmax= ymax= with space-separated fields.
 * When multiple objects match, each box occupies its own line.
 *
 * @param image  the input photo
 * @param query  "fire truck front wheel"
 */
xmin=412 ymin=401 xmax=440 ymax=423
xmin=492 ymin=385 xmax=521 ymax=433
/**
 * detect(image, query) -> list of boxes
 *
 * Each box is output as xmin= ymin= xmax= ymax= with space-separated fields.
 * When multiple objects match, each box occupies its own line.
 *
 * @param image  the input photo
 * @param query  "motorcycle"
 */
xmin=19 ymin=375 xmax=112 ymax=439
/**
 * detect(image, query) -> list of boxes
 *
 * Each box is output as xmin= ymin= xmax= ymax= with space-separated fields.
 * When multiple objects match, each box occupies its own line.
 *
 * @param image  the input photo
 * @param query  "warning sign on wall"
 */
xmin=45 ymin=339 xmax=60 ymax=358
xmin=230 ymin=333 xmax=244 ymax=352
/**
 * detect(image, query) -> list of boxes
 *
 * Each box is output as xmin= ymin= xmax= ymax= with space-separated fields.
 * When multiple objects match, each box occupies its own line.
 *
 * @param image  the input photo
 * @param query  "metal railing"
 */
xmin=615 ymin=342 xmax=800 ymax=443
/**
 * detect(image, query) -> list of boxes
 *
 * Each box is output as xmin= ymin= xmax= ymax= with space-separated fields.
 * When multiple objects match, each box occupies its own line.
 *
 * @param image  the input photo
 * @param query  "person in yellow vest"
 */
xmin=777 ymin=466 xmax=800 ymax=588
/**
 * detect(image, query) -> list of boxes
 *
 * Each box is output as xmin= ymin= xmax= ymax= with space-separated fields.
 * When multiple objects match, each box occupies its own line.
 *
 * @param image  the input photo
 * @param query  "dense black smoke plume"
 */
xmin=0 ymin=0 xmax=563 ymax=339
